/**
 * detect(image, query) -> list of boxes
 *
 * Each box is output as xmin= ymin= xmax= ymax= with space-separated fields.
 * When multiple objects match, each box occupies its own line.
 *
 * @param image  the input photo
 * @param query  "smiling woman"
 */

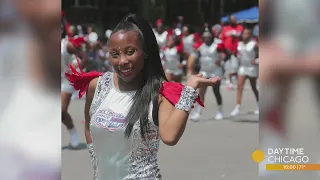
xmin=65 ymin=13 xmax=220 ymax=180
xmin=108 ymin=31 xmax=145 ymax=84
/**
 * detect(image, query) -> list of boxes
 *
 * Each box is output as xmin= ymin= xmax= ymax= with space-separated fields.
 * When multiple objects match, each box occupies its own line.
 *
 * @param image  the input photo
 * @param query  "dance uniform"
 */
xmin=182 ymin=34 xmax=194 ymax=55
xmin=154 ymin=30 xmax=168 ymax=48
xmin=237 ymin=39 xmax=258 ymax=78
xmin=89 ymin=72 xmax=161 ymax=179
xmin=161 ymin=46 xmax=183 ymax=76
xmin=65 ymin=68 xmax=204 ymax=179
xmin=61 ymin=38 xmax=77 ymax=94
xmin=192 ymin=43 xmax=224 ymax=79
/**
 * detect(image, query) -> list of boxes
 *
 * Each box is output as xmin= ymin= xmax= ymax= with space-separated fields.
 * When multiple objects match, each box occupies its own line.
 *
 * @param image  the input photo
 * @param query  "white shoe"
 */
xmin=215 ymin=112 xmax=224 ymax=120
xmin=69 ymin=128 xmax=80 ymax=148
xmin=230 ymin=106 xmax=240 ymax=116
xmin=189 ymin=113 xmax=201 ymax=122
xmin=226 ymin=84 xmax=234 ymax=90
xmin=254 ymin=109 xmax=259 ymax=115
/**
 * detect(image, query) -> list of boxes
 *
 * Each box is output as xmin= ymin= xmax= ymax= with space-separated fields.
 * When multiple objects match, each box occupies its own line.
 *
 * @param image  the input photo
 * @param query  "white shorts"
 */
xmin=224 ymin=56 xmax=239 ymax=74
xmin=238 ymin=66 xmax=259 ymax=78
xmin=61 ymin=78 xmax=75 ymax=94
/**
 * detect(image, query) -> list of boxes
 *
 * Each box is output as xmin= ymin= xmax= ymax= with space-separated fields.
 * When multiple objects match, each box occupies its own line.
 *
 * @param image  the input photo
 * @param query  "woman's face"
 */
xmin=108 ymin=31 xmax=145 ymax=82
xmin=167 ymin=36 xmax=175 ymax=48
xmin=242 ymin=29 xmax=252 ymax=41
xmin=182 ymin=26 xmax=189 ymax=36
xmin=203 ymin=35 xmax=212 ymax=45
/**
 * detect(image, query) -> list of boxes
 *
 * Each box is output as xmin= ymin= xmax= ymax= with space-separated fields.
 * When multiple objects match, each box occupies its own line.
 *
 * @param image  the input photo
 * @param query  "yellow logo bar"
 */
xmin=266 ymin=164 xmax=320 ymax=171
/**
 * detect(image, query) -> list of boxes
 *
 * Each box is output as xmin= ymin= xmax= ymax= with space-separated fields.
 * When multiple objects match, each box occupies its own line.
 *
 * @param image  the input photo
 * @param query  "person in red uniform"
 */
xmin=221 ymin=16 xmax=243 ymax=89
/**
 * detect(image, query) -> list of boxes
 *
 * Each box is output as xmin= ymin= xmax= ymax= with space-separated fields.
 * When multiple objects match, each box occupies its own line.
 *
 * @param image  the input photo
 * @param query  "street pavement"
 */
xmin=61 ymin=81 xmax=260 ymax=180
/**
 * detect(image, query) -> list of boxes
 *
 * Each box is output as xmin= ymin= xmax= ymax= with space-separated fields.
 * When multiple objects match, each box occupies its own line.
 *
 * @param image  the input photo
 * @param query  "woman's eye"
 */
xmin=110 ymin=53 xmax=119 ymax=58
xmin=126 ymin=49 xmax=136 ymax=55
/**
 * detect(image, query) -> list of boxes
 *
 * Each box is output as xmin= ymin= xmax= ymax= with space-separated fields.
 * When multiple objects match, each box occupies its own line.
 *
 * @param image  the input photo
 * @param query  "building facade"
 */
xmin=62 ymin=0 xmax=258 ymax=33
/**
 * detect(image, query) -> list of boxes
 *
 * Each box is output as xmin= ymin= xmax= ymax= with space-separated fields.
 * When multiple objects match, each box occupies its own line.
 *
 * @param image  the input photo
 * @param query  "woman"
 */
xmin=65 ymin=14 xmax=220 ymax=179
xmin=61 ymin=18 xmax=88 ymax=148
xmin=181 ymin=25 xmax=195 ymax=58
xmin=153 ymin=19 xmax=168 ymax=49
xmin=187 ymin=31 xmax=230 ymax=121
xmin=230 ymin=28 xmax=259 ymax=116
xmin=161 ymin=35 xmax=184 ymax=82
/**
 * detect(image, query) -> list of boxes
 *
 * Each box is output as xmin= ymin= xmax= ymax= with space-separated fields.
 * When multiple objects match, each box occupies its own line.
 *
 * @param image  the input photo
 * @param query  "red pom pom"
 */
xmin=64 ymin=58 xmax=103 ymax=98
xmin=69 ymin=37 xmax=86 ymax=48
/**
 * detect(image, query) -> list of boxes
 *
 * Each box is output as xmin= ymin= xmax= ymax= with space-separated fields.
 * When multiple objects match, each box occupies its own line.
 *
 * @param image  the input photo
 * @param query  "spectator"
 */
xmin=221 ymin=15 xmax=243 ymax=89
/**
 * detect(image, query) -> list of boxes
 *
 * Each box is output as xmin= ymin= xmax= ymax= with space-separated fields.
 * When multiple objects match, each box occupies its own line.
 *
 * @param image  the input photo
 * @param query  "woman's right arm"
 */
xmin=84 ymin=77 xmax=99 ymax=144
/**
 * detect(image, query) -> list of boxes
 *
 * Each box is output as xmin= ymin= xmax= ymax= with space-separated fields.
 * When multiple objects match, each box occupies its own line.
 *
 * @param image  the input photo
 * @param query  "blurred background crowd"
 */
xmin=61 ymin=0 xmax=259 ymax=89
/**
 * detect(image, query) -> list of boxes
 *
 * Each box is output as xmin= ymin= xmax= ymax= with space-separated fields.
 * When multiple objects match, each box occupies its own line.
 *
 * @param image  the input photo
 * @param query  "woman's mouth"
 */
xmin=119 ymin=68 xmax=133 ymax=76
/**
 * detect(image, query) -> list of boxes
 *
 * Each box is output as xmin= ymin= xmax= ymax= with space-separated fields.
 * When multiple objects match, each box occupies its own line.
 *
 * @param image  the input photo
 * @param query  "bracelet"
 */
xmin=88 ymin=143 xmax=98 ymax=180
xmin=175 ymin=86 xmax=199 ymax=113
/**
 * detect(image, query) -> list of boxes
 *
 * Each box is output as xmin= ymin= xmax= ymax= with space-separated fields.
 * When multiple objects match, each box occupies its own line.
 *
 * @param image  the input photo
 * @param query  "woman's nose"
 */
xmin=119 ymin=54 xmax=129 ymax=65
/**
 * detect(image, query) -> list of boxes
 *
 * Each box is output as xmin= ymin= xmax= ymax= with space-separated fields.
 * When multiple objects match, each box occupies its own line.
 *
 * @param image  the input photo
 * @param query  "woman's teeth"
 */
xmin=121 ymin=68 xmax=131 ymax=73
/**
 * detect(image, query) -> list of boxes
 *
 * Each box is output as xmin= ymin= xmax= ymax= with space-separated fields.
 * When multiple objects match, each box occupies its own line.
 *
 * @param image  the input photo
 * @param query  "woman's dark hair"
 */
xmin=111 ymin=14 xmax=167 ymax=139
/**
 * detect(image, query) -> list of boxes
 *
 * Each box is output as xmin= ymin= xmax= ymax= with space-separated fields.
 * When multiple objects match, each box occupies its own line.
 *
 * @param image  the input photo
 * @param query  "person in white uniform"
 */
xmin=153 ymin=19 xmax=168 ymax=49
xmin=67 ymin=14 xmax=221 ymax=180
xmin=187 ymin=31 xmax=231 ymax=120
xmin=182 ymin=25 xmax=195 ymax=57
xmin=61 ymin=37 xmax=81 ymax=148
xmin=230 ymin=28 xmax=259 ymax=116
xmin=161 ymin=35 xmax=184 ymax=82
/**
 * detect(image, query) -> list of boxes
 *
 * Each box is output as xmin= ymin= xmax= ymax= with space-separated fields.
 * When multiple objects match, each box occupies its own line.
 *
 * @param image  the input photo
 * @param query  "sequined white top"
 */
xmin=89 ymin=72 xmax=162 ymax=180
xmin=154 ymin=30 xmax=168 ymax=48
xmin=182 ymin=34 xmax=194 ymax=54
xmin=191 ymin=43 xmax=223 ymax=78
xmin=237 ymin=40 xmax=258 ymax=77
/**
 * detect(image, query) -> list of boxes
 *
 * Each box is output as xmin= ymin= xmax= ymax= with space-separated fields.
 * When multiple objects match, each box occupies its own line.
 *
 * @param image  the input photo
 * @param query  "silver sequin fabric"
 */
xmin=175 ymin=86 xmax=198 ymax=113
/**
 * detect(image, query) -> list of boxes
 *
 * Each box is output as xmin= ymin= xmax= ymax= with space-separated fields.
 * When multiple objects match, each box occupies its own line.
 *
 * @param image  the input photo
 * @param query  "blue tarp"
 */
xmin=221 ymin=6 xmax=259 ymax=23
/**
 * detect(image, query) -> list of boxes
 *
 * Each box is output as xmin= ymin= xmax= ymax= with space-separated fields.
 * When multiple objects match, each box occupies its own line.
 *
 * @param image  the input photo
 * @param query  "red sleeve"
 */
xmin=217 ymin=43 xmax=226 ymax=52
xmin=193 ymin=39 xmax=203 ymax=50
xmin=159 ymin=82 xmax=204 ymax=107
xmin=65 ymin=59 xmax=103 ymax=98
xmin=193 ymin=33 xmax=201 ymax=41
xmin=176 ymin=42 xmax=184 ymax=54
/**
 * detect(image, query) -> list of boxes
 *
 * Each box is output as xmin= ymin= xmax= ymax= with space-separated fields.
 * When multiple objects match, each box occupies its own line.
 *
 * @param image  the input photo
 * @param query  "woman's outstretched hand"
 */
xmin=185 ymin=74 xmax=221 ymax=89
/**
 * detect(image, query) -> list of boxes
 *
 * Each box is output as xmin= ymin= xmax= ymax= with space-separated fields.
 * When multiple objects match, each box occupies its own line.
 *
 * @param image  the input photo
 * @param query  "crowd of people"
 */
xmin=61 ymin=12 xmax=259 ymax=149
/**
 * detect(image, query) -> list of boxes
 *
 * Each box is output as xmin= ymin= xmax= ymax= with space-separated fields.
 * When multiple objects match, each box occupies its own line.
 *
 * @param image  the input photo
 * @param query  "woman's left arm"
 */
xmin=158 ymin=97 xmax=189 ymax=146
xmin=158 ymin=75 xmax=220 ymax=146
